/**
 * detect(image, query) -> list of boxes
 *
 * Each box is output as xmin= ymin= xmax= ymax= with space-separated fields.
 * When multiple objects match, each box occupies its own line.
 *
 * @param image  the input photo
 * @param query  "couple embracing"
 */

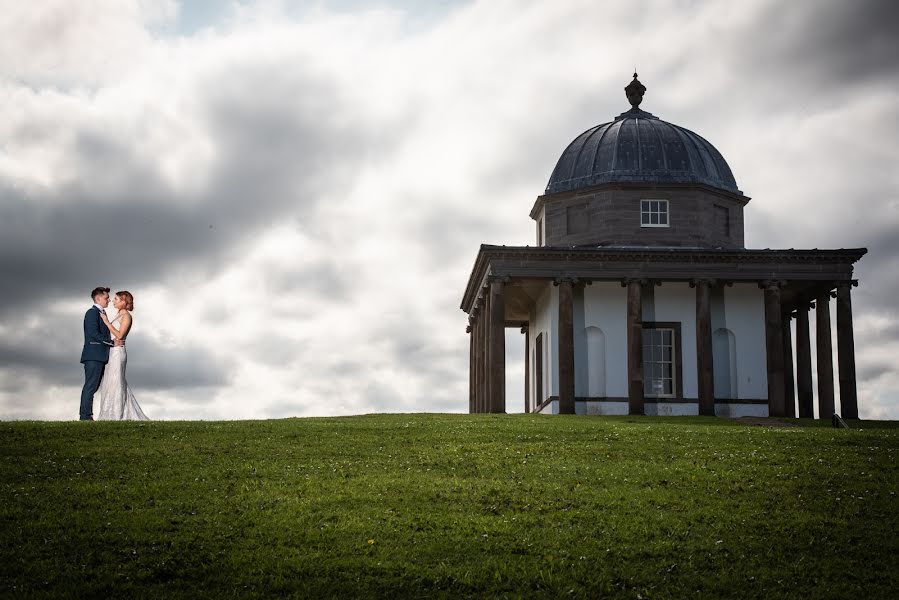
xmin=79 ymin=287 xmax=149 ymax=421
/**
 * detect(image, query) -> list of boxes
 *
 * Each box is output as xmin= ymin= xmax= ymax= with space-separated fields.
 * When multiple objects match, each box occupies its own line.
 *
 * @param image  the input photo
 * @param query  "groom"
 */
xmin=79 ymin=287 xmax=122 ymax=421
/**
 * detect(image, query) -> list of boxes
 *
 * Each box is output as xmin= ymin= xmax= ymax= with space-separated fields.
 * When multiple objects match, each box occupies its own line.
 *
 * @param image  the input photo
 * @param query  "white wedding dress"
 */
xmin=97 ymin=312 xmax=149 ymax=421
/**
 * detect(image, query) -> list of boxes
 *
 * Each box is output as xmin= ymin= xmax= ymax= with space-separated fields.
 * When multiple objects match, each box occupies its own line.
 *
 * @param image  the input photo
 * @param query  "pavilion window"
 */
xmin=640 ymin=199 xmax=669 ymax=227
xmin=642 ymin=327 xmax=676 ymax=397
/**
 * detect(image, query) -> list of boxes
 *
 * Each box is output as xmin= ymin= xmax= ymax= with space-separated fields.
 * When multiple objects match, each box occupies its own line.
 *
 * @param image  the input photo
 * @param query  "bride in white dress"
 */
xmin=97 ymin=291 xmax=149 ymax=421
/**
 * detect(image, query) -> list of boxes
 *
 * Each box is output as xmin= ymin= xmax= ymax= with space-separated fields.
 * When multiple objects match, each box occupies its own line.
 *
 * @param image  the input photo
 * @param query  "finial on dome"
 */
xmin=625 ymin=72 xmax=646 ymax=109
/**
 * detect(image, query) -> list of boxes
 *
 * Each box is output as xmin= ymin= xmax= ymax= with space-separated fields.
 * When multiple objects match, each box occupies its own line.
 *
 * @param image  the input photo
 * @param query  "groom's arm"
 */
xmin=84 ymin=310 xmax=113 ymax=346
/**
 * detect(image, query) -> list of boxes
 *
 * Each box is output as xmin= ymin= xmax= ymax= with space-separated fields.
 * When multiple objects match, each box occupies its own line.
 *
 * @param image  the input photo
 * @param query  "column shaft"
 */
xmin=482 ymin=296 xmax=490 ymax=413
xmin=524 ymin=328 xmax=530 ymax=414
xmin=468 ymin=321 xmax=475 ymax=414
xmin=816 ymin=292 xmax=835 ymax=419
xmin=782 ymin=312 xmax=796 ymax=418
xmin=558 ymin=280 xmax=575 ymax=414
xmin=763 ymin=284 xmax=786 ymax=417
xmin=796 ymin=306 xmax=814 ymax=418
xmin=478 ymin=302 xmax=486 ymax=413
xmin=696 ymin=281 xmax=715 ymax=416
xmin=488 ymin=280 xmax=506 ymax=413
xmin=627 ymin=281 xmax=644 ymax=415
xmin=474 ymin=313 xmax=482 ymax=413
xmin=836 ymin=284 xmax=859 ymax=419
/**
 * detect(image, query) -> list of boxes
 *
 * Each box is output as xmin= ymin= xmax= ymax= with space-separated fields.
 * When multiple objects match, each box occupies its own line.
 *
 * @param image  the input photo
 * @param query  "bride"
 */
xmin=97 ymin=291 xmax=149 ymax=421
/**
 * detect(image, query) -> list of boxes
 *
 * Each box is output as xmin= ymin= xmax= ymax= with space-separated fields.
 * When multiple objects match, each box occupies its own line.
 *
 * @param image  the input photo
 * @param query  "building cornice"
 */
xmin=460 ymin=245 xmax=867 ymax=313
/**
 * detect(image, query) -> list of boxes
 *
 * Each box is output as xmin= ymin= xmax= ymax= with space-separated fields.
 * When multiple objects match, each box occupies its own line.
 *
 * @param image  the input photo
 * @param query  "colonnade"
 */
xmin=775 ymin=282 xmax=859 ymax=419
xmin=468 ymin=277 xmax=859 ymax=418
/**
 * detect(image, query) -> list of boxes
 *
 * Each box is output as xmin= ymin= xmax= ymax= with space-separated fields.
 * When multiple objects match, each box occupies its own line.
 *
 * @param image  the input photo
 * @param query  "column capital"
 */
xmin=790 ymin=302 xmax=815 ymax=315
xmin=835 ymin=279 xmax=859 ymax=290
xmin=553 ymin=276 xmax=578 ymax=286
xmin=620 ymin=278 xmax=659 ymax=287
xmin=520 ymin=325 xmax=528 ymax=334
xmin=759 ymin=279 xmax=786 ymax=291
xmin=689 ymin=278 xmax=717 ymax=288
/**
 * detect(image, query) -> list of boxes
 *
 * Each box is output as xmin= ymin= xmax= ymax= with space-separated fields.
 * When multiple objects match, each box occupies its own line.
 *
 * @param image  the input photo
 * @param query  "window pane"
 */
xmin=659 ymin=212 xmax=668 ymax=225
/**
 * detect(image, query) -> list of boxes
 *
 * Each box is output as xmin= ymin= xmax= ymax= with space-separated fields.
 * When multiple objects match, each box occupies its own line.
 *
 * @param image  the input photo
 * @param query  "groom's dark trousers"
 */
xmin=80 ymin=306 xmax=111 ymax=421
xmin=81 ymin=362 xmax=105 ymax=420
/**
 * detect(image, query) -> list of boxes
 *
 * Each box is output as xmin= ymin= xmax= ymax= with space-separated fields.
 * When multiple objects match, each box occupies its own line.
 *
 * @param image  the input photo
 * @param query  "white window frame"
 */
xmin=643 ymin=327 xmax=677 ymax=398
xmin=640 ymin=199 xmax=669 ymax=228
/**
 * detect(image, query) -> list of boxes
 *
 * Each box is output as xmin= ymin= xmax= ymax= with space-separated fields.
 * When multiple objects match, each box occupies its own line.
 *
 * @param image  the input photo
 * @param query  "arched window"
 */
xmin=586 ymin=326 xmax=606 ymax=397
xmin=713 ymin=328 xmax=737 ymax=399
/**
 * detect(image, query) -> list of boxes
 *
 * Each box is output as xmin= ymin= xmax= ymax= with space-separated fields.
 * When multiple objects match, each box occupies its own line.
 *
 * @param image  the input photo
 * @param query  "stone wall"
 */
xmin=538 ymin=185 xmax=747 ymax=248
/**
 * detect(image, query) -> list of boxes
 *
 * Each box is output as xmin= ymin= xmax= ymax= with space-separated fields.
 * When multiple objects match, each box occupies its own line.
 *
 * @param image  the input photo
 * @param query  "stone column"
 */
xmin=782 ymin=310 xmax=796 ymax=418
xmin=694 ymin=279 xmax=715 ymax=416
xmin=467 ymin=322 xmax=474 ymax=414
xmin=522 ymin=326 xmax=530 ymax=414
xmin=836 ymin=282 xmax=859 ymax=419
xmin=478 ymin=300 xmax=487 ymax=413
xmin=626 ymin=279 xmax=644 ymax=415
xmin=816 ymin=290 xmax=835 ymax=420
xmin=762 ymin=281 xmax=786 ymax=417
xmin=795 ymin=303 xmax=814 ymax=419
xmin=557 ymin=278 xmax=575 ymax=415
xmin=473 ymin=306 xmax=483 ymax=413
xmin=488 ymin=278 xmax=506 ymax=413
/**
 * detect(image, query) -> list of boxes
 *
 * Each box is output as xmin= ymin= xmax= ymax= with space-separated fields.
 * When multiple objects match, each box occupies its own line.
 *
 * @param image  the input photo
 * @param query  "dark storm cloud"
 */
xmin=0 ymin=310 xmax=232 ymax=392
xmin=744 ymin=0 xmax=899 ymax=90
xmin=859 ymin=362 xmax=893 ymax=383
xmin=0 ymin=65 xmax=391 ymax=317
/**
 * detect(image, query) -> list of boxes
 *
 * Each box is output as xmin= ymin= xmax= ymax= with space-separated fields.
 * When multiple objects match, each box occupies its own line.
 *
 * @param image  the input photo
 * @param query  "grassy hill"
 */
xmin=1 ymin=414 xmax=897 ymax=598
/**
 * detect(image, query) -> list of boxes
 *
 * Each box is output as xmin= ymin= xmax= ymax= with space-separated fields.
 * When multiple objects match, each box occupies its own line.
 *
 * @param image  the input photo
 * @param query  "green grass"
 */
xmin=1 ymin=415 xmax=897 ymax=599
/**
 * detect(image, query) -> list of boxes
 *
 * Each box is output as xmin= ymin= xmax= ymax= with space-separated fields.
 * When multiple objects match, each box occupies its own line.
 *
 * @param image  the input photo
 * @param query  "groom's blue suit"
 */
xmin=80 ymin=306 xmax=112 ymax=420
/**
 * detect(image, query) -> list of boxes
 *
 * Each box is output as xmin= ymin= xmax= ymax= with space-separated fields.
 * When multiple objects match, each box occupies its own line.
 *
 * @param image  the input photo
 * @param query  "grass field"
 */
xmin=1 ymin=414 xmax=897 ymax=598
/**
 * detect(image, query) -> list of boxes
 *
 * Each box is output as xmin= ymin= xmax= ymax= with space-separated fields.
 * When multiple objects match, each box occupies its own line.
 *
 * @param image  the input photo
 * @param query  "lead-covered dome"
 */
xmin=546 ymin=74 xmax=741 ymax=196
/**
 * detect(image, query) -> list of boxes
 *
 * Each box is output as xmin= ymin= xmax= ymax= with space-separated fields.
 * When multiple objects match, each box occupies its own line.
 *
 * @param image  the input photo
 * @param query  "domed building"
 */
xmin=461 ymin=74 xmax=865 ymax=418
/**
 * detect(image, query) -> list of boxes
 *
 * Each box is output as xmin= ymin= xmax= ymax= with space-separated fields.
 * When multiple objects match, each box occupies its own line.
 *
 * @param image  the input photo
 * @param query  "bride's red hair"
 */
xmin=116 ymin=290 xmax=134 ymax=311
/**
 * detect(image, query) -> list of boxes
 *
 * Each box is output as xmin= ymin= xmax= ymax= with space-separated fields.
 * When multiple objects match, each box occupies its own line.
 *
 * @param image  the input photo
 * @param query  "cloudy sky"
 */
xmin=1 ymin=0 xmax=897 ymax=420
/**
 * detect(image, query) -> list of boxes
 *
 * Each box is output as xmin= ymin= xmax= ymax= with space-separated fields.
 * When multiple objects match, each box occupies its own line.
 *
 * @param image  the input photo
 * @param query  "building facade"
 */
xmin=461 ymin=75 xmax=865 ymax=418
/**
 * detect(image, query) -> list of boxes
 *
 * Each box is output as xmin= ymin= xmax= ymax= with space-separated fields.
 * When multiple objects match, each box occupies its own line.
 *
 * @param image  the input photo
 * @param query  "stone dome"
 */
xmin=546 ymin=75 xmax=741 ymax=197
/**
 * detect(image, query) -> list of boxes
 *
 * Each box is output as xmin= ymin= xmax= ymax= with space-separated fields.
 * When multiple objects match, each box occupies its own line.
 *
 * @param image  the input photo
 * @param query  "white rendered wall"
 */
xmin=530 ymin=283 xmax=559 ymax=406
xmin=646 ymin=283 xmax=698 ymax=399
xmin=582 ymin=282 xmax=628 ymax=398
xmin=530 ymin=279 xmax=769 ymax=416
xmin=573 ymin=289 xmax=587 ymax=397
xmin=722 ymin=284 xmax=768 ymax=400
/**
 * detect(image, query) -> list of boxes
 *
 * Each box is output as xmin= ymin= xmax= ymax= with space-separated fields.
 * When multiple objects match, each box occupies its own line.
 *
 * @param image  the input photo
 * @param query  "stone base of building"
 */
xmin=535 ymin=398 xmax=769 ymax=418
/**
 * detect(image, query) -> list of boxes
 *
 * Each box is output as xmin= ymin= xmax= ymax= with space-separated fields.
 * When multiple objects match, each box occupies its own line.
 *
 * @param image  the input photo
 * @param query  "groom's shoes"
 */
xmin=79 ymin=416 xmax=93 ymax=421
